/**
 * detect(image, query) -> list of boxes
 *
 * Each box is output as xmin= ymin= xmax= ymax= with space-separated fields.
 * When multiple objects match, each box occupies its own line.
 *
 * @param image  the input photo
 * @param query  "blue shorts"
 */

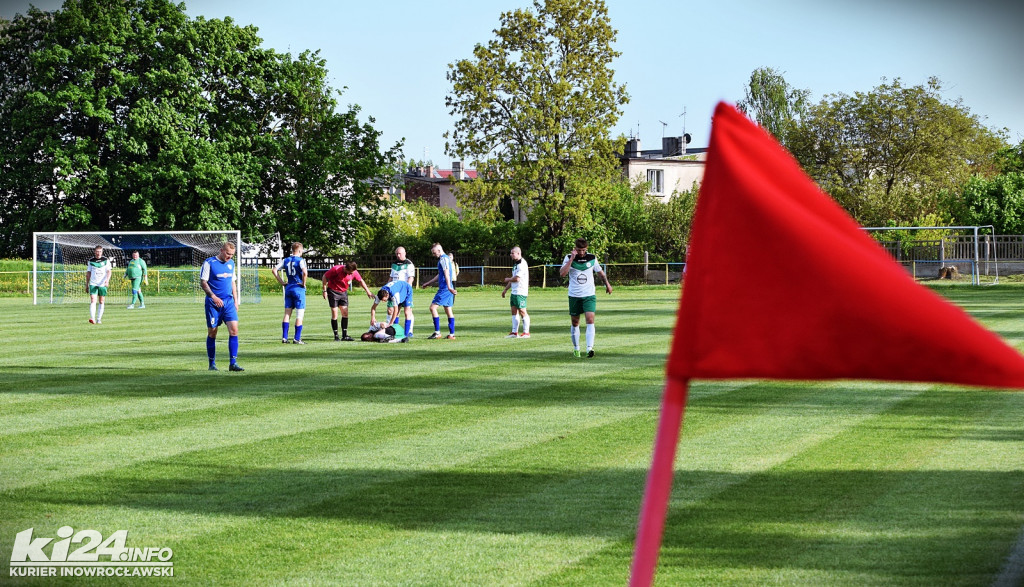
xmin=284 ymin=288 xmax=306 ymax=309
xmin=205 ymin=297 xmax=238 ymax=328
xmin=432 ymin=289 xmax=455 ymax=307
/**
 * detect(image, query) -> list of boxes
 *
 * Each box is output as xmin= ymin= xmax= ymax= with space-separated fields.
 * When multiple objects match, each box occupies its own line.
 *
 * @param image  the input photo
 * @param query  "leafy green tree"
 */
xmin=788 ymin=77 xmax=1006 ymax=226
xmin=736 ymin=67 xmax=809 ymax=147
xmin=0 ymin=0 xmax=399 ymax=256
xmin=944 ymin=173 xmax=1024 ymax=234
xmin=444 ymin=0 xmax=628 ymax=259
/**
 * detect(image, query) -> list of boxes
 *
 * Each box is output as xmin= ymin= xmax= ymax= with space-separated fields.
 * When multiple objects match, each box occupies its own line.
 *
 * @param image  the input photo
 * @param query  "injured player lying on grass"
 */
xmin=361 ymin=321 xmax=408 ymax=343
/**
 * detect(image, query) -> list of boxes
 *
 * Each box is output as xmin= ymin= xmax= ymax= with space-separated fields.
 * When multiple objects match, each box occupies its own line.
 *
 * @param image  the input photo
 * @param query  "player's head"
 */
xmin=376 ymin=288 xmax=390 ymax=302
xmin=431 ymin=243 xmax=444 ymax=257
xmin=291 ymin=242 xmax=303 ymax=256
xmin=510 ymin=246 xmax=522 ymax=261
xmin=93 ymin=245 xmax=103 ymax=257
xmin=394 ymin=246 xmax=406 ymax=261
xmin=345 ymin=261 xmax=358 ymax=272
xmin=574 ymin=238 xmax=588 ymax=256
xmin=219 ymin=241 xmax=236 ymax=261
xmin=131 ymin=250 xmax=140 ymax=259
xmin=361 ymin=332 xmax=375 ymax=341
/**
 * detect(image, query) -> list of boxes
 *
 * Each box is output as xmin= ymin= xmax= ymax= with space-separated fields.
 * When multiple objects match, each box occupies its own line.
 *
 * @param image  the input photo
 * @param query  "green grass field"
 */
xmin=1 ymin=286 xmax=1023 ymax=585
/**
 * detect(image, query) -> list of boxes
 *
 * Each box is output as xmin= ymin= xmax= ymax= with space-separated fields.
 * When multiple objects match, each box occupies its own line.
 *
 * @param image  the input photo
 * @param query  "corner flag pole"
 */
xmin=629 ymin=377 xmax=690 ymax=587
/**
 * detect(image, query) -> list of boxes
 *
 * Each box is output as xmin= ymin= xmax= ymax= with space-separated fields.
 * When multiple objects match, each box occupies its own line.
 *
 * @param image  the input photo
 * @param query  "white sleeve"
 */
xmin=300 ymin=258 xmax=308 ymax=273
xmin=594 ymin=259 xmax=604 ymax=273
xmin=200 ymin=260 xmax=211 ymax=281
xmin=275 ymin=258 xmax=286 ymax=271
xmin=564 ymin=254 xmax=573 ymax=264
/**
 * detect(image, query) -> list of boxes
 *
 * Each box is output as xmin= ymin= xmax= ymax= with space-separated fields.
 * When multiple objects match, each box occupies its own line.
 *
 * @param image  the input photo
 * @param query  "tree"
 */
xmin=444 ymin=0 xmax=628 ymax=257
xmin=0 ymin=0 xmax=399 ymax=256
xmin=736 ymin=67 xmax=809 ymax=147
xmin=788 ymin=77 xmax=1006 ymax=226
xmin=944 ymin=173 xmax=1024 ymax=234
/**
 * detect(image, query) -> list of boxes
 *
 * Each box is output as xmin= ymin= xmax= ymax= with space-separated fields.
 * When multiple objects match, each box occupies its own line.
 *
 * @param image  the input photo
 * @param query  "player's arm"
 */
xmin=597 ymin=269 xmax=613 ymax=294
xmin=271 ymin=261 xmax=286 ymax=286
xmin=142 ymin=260 xmax=148 ymax=285
xmin=200 ymin=279 xmax=222 ymax=307
xmin=200 ymin=261 xmax=223 ymax=307
xmin=232 ymin=272 xmax=240 ymax=305
xmin=420 ymin=274 xmax=438 ymax=288
xmin=358 ymin=277 xmax=374 ymax=300
xmin=300 ymin=260 xmax=308 ymax=289
xmin=370 ymin=300 xmax=379 ymax=325
xmin=406 ymin=264 xmax=415 ymax=286
xmin=103 ymin=264 xmax=110 ymax=287
xmin=442 ymin=262 xmax=456 ymax=295
xmin=559 ymin=254 xmax=572 ymax=277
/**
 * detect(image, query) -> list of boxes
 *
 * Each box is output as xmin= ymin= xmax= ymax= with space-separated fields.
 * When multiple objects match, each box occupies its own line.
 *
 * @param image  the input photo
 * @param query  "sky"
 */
xmin=3 ymin=0 xmax=1023 ymax=167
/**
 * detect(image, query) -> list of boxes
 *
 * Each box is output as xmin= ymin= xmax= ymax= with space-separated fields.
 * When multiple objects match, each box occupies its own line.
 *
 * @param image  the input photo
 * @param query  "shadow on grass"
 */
xmin=4 ymin=466 xmax=1022 ymax=580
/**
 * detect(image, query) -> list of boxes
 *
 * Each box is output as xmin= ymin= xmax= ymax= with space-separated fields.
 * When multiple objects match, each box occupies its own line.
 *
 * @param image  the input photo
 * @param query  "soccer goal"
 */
xmin=32 ymin=231 xmax=266 ymax=305
xmin=863 ymin=225 xmax=999 ymax=285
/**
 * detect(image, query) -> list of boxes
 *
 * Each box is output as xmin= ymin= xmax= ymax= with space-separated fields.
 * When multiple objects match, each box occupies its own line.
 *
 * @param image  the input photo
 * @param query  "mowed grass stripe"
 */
xmin=202 ymin=382 xmax=925 ymax=584
xmin=641 ymin=388 xmax=1024 ymax=586
xmin=0 ymin=356 xmax=665 ymax=493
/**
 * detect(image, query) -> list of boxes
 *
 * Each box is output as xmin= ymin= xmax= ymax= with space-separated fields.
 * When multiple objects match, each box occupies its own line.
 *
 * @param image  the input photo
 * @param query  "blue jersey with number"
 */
xmin=276 ymin=255 xmax=307 ymax=290
xmin=200 ymin=256 xmax=236 ymax=299
xmin=437 ymin=255 xmax=454 ymax=290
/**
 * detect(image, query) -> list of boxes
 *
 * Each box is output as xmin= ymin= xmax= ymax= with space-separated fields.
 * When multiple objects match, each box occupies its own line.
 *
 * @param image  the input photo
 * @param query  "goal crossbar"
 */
xmin=32 ymin=230 xmax=245 ymax=305
xmin=862 ymin=225 xmax=998 ymax=285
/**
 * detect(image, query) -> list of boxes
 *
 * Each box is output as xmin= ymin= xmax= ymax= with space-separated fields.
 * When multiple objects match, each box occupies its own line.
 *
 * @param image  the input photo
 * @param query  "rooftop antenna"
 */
xmin=678 ymin=106 xmax=687 ymax=139
xmin=659 ymin=120 xmax=668 ymax=139
xmin=423 ymin=146 xmax=430 ymax=164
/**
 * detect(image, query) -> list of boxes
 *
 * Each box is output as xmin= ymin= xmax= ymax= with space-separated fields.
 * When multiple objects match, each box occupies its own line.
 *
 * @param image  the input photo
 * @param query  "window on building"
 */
xmin=647 ymin=169 xmax=664 ymax=194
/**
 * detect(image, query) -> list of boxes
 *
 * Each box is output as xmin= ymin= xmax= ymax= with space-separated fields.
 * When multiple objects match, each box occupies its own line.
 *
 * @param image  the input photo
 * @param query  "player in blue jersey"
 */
xmin=370 ymin=280 xmax=413 ymax=341
xmin=272 ymin=242 xmax=308 ymax=344
xmin=200 ymin=242 xmax=243 ymax=372
xmin=420 ymin=243 xmax=457 ymax=339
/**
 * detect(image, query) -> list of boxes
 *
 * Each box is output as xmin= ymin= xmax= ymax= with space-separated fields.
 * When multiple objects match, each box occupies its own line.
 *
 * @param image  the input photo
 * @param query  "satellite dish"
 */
xmin=683 ymin=133 xmax=692 ymax=144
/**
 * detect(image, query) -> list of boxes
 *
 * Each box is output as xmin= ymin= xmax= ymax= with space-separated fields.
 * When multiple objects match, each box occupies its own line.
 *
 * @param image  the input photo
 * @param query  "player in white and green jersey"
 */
xmin=558 ymin=238 xmax=612 ymax=357
xmin=86 ymin=245 xmax=112 ymax=324
xmin=390 ymin=246 xmax=415 ymax=285
xmin=501 ymin=246 xmax=531 ymax=338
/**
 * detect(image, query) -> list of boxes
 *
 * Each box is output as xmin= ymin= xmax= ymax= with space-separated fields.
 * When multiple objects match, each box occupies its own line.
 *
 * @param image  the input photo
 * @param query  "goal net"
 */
xmin=863 ymin=225 xmax=998 ymax=285
xmin=32 ymin=231 xmax=267 ymax=305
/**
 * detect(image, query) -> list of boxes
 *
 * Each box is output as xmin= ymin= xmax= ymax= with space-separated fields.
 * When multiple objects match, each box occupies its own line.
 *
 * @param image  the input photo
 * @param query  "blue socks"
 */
xmin=229 ymin=335 xmax=239 ymax=365
xmin=282 ymin=322 xmax=289 ymax=339
xmin=207 ymin=336 xmax=216 ymax=366
xmin=405 ymin=319 xmax=412 ymax=335
xmin=448 ymin=317 xmax=455 ymax=335
xmin=295 ymin=325 xmax=303 ymax=340
xmin=433 ymin=316 xmax=440 ymax=332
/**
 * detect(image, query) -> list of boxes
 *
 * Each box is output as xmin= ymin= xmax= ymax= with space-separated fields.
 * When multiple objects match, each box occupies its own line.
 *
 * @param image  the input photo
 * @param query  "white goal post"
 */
xmin=862 ymin=225 xmax=999 ymax=285
xmin=31 ymin=230 xmax=265 ymax=305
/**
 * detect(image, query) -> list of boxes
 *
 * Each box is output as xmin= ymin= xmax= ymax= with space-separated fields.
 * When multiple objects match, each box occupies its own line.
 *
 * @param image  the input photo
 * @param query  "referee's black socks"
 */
xmin=331 ymin=319 xmax=339 ymax=337
xmin=341 ymin=317 xmax=349 ymax=336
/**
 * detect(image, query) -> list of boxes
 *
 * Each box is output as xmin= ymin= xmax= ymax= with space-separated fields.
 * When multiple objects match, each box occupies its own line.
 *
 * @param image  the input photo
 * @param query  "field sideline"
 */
xmin=1 ymin=286 xmax=1023 ymax=585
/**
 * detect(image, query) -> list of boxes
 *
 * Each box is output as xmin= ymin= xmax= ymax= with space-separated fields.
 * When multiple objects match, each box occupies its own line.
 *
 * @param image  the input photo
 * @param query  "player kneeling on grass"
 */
xmin=322 ymin=261 xmax=375 ymax=341
xmin=201 ymin=242 xmax=243 ymax=371
xmin=370 ymin=280 xmax=413 ymax=342
xmin=501 ymin=246 xmax=531 ymax=338
xmin=420 ymin=243 xmax=457 ymax=339
xmin=273 ymin=242 xmax=308 ymax=344
xmin=86 ymin=245 xmax=112 ymax=324
xmin=559 ymin=238 xmax=612 ymax=358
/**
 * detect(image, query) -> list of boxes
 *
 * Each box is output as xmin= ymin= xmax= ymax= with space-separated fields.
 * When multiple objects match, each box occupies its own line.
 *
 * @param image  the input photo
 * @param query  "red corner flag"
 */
xmin=629 ymin=102 xmax=1024 ymax=586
